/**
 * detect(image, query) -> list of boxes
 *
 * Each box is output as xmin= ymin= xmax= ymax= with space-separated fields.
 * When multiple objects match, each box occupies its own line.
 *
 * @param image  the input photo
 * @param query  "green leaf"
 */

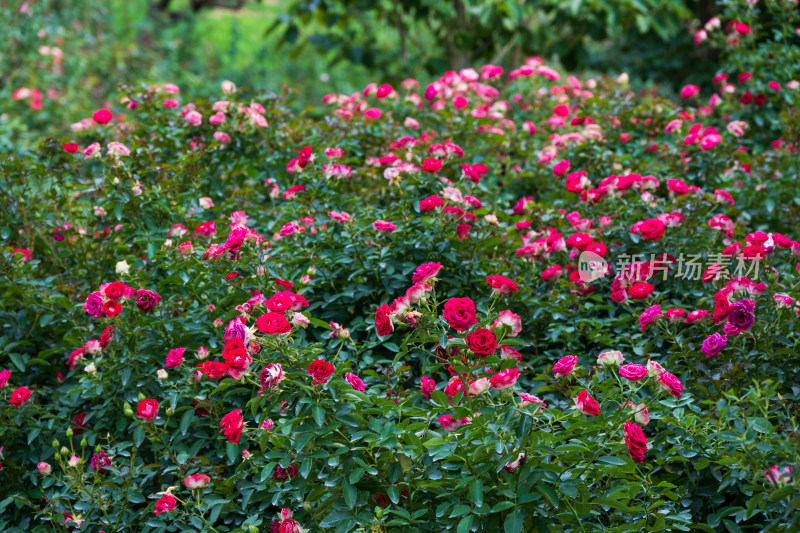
xmin=308 ymin=317 xmax=332 ymax=330
xmin=133 ymin=426 xmax=145 ymax=448
xmin=342 ymin=482 xmax=356 ymax=509
xmin=387 ymin=485 xmax=400 ymax=504
xmin=8 ymin=353 xmax=25 ymax=372
xmin=226 ymin=442 xmax=239 ymax=463
xmin=423 ymin=438 xmax=447 ymax=448
xmin=430 ymin=390 xmax=450 ymax=407
xmin=457 ymin=515 xmax=473 ymax=533
xmin=504 ymin=510 xmax=523 ymax=533
xmin=469 ymin=479 xmax=483 ymax=507
xmin=537 ymin=486 xmax=558 ymax=507
xmin=312 ymin=405 xmax=325 ymax=426
xmin=592 ymin=496 xmax=631 ymax=511
xmin=490 ymin=501 xmax=516 ymax=513
xmin=296 ymin=432 xmax=314 ymax=451
xmin=597 ymin=455 xmax=628 ymax=466
xmin=723 ymin=519 xmax=745 ymax=533
xmin=180 ymin=409 xmax=194 ymax=436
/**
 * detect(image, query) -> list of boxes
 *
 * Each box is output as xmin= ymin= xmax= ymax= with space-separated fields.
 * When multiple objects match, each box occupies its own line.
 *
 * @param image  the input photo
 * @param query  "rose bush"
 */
xmin=1 ymin=1 xmax=799 ymax=531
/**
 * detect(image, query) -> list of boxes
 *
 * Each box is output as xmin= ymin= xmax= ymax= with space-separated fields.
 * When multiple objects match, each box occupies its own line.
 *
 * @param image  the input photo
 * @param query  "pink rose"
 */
xmin=490 ymin=368 xmax=520 ymax=390
xmin=553 ymin=355 xmax=577 ymax=378
xmin=618 ymin=364 xmax=648 ymax=381
xmin=184 ymin=473 xmax=211 ymax=490
xmin=345 ymin=372 xmax=365 ymax=392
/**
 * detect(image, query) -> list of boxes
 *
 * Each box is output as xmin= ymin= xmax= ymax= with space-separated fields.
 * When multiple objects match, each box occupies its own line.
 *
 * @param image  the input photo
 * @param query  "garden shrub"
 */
xmin=0 ymin=1 xmax=799 ymax=531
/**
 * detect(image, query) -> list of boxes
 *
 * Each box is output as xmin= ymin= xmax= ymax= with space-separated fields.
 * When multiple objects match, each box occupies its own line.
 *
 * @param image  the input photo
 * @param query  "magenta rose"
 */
xmin=442 ymin=297 xmax=477 ymax=332
xmin=345 ymin=372 xmax=365 ymax=392
xmin=465 ymin=328 xmax=497 ymax=357
xmin=618 ymin=363 xmax=648 ymax=381
xmin=728 ymin=299 xmax=755 ymax=331
xmin=135 ymin=289 xmax=161 ymax=313
xmin=701 ymin=333 xmax=727 ymax=358
xmin=412 ymin=262 xmax=442 ymax=284
xmin=83 ymin=292 xmax=106 ymax=318
xmin=553 ymin=355 xmax=577 ymax=377
xmin=657 ymin=371 xmax=683 ymax=399
xmin=165 ymin=347 xmax=185 ymax=368
xmin=256 ymin=312 xmax=291 ymax=335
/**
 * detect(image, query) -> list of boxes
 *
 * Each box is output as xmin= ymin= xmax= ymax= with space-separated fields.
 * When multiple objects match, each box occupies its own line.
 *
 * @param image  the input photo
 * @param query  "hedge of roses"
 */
xmin=1 ymin=2 xmax=799 ymax=532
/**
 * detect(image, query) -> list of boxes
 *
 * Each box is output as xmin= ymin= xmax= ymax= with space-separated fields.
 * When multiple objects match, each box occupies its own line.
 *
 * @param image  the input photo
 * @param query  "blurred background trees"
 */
xmin=0 ymin=0 xmax=727 ymax=152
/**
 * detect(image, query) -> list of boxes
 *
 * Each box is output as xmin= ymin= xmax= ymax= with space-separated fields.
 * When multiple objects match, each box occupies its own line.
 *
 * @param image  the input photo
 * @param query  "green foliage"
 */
xmin=1 ymin=1 xmax=800 ymax=532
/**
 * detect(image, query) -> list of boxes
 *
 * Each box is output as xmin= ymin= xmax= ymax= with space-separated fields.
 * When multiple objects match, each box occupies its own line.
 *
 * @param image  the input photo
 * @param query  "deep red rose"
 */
xmin=220 ymin=409 xmax=244 ymax=444
xmin=9 ymin=386 xmax=32 ymax=407
xmin=63 ymin=143 xmax=79 ymax=153
xmin=154 ymin=494 xmax=177 ymax=515
xmin=375 ymin=303 xmax=394 ymax=336
xmin=71 ymin=412 xmax=88 ymax=435
xmin=486 ymin=274 xmax=518 ymax=295
xmin=306 ymin=359 xmax=335 ymax=384
xmin=275 ymin=278 xmax=293 ymax=290
xmin=465 ymin=328 xmax=498 ymax=357
xmin=442 ymin=297 xmax=477 ymax=332
xmin=197 ymin=360 xmax=227 ymax=379
xmin=98 ymin=326 xmax=114 ymax=348
xmin=712 ymin=296 xmax=731 ymax=322
xmin=223 ymin=339 xmax=252 ymax=373
xmin=256 ymin=312 xmax=291 ymax=335
xmin=135 ymin=289 xmax=161 ymax=313
xmin=624 ymin=420 xmax=648 ymax=464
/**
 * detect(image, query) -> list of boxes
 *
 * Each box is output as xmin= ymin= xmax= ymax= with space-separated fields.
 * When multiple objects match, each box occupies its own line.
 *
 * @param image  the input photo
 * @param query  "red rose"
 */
xmin=265 ymin=291 xmax=308 ymax=312
xmin=256 ymin=312 xmax=291 ymax=335
xmin=98 ymin=326 xmax=114 ymax=348
xmin=465 ymin=328 xmax=498 ymax=357
xmin=220 ymin=409 xmax=244 ymax=444
xmin=712 ymin=296 xmax=731 ymax=323
xmin=71 ymin=412 xmax=88 ymax=435
xmin=442 ymin=297 xmax=477 ymax=332
xmin=486 ymin=275 xmax=518 ymax=295
xmin=103 ymin=281 xmax=127 ymax=300
xmin=375 ymin=303 xmax=394 ymax=336
xmin=574 ymin=390 xmax=599 ymax=416
xmin=197 ymin=361 xmax=227 ymax=379
xmin=639 ymin=219 xmax=666 ymax=241
xmin=154 ymin=494 xmax=177 ymax=515
xmin=624 ymin=420 xmax=648 ymax=464
xmin=137 ymin=399 xmax=159 ymax=421
xmin=280 ymin=519 xmax=302 ymax=533
xmin=422 ymin=157 xmax=443 ymax=173
xmin=629 ymin=282 xmax=654 ymax=300
xmin=9 ymin=386 xmax=31 ymax=407
xmin=103 ymin=300 xmax=122 ymax=317
xmin=222 ymin=339 xmax=252 ymax=373
xmin=275 ymin=278 xmax=293 ymax=290
xmin=63 ymin=143 xmax=79 ymax=154
xmin=306 ymin=359 xmax=335 ymax=384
